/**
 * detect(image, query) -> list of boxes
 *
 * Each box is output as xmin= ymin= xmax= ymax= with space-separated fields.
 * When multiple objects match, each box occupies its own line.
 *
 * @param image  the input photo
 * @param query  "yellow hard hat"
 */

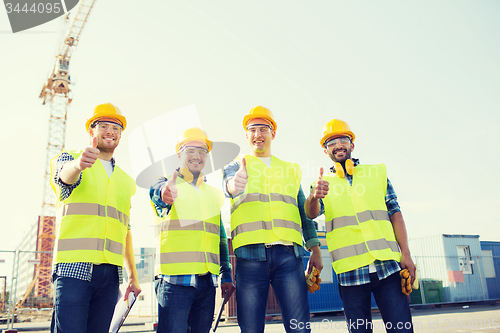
xmin=320 ymin=119 xmax=355 ymax=147
xmin=85 ymin=103 xmax=127 ymax=132
xmin=175 ymin=127 xmax=213 ymax=153
xmin=243 ymin=106 xmax=277 ymax=131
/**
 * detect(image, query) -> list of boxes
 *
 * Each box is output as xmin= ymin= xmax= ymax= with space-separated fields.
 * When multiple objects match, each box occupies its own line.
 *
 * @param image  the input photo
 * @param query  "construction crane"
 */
xmin=16 ymin=0 xmax=97 ymax=309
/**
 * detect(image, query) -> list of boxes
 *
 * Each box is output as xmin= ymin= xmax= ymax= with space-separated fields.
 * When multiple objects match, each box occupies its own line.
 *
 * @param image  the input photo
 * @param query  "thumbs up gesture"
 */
xmin=76 ymin=136 xmax=100 ymax=171
xmin=161 ymin=172 xmax=178 ymax=205
xmin=311 ymin=167 xmax=329 ymax=199
xmin=229 ymin=158 xmax=248 ymax=196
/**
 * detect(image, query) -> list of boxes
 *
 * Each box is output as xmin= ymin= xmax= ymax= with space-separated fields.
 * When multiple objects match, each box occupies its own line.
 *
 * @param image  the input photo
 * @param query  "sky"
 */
xmin=1 ymin=0 xmax=499 ymax=271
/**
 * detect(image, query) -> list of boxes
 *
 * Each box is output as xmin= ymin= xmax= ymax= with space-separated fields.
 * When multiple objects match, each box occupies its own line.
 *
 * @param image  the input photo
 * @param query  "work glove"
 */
xmin=400 ymin=266 xmax=419 ymax=296
xmin=400 ymin=269 xmax=412 ymax=295
xmin=305 ymin=266 xmax=321 ymax=293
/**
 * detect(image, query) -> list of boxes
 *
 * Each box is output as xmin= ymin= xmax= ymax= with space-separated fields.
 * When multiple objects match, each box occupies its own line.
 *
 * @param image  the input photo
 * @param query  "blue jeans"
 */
xmin=236 ymin=245 xmax=311 ymax=333
xmin=339 ymin=272 xmax=413 ymax=333
xmin=51 ymin=264 xmax=119 ymax=333
xmin=155 ymin=274 xmax=216 ymax=333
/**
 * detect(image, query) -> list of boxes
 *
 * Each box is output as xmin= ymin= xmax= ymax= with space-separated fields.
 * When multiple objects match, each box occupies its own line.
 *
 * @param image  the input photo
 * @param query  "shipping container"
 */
xmin=409 ymin=234 xmax=489 ymax=303
xmin=479 ymin=241 xmax=500 ymax=300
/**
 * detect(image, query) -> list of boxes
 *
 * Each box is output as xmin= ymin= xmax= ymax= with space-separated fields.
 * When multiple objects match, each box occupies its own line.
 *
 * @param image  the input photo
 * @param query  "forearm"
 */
xmin=219 ymin=220 xmax=233 ymax=283
xmin=304 ymin=195 xmax=320 ymax=219
xmin=226 ymin=178 xmax=237 ymax=197
xmin=298 ymin=187 xmax=321 ymax=248
xmin=123 ymin=231 xmax=139 ymax=282
xmin=59 ymin=159 xmax=83 ymax=185
xmin=390 ymin=211 xmax=410 ymax=255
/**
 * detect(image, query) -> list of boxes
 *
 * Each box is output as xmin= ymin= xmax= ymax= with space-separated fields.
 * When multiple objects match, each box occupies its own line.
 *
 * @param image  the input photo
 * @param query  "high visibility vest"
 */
xmin=50 ymin=150 xmax=136 ymax=266
xmin=322 ymin=164 xmax=401 ymax=274
xmin=230 ymin=155 xmax=303 ymax=250
xmin=155 ymin=177 xmax=223 ymax=276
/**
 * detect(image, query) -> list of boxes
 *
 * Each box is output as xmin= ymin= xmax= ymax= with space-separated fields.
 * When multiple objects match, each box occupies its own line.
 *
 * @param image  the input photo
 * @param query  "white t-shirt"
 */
xmin=99 ymin=159 xmax=113 ymax=178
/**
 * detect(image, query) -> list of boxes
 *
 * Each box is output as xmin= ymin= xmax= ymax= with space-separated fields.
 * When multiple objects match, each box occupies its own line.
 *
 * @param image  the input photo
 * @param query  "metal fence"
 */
xmin=1 ymin=250 xmax=499 ymax=330
xmin=0 ymin=250 xmax=157 ymax=331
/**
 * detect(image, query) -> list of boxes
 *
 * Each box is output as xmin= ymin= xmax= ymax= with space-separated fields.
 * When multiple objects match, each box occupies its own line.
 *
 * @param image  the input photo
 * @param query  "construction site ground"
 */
xmin=1 ymin=302 xmax=499 ymax=333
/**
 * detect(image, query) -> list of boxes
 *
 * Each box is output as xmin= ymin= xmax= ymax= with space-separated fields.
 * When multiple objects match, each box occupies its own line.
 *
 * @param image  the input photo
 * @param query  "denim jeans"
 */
xmin=51 ymin=264 xmax=119 ymax=333
xmin=155 ymin=274 xmax=216 ymax=333
xmin=339 ymin=272 xmax=414 ymax=333
xmin=236 ymin=245 xmax=311 ymax=333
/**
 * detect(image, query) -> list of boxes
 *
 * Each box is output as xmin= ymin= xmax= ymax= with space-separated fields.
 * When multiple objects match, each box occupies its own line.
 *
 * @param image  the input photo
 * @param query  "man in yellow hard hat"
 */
xmin=149 ymin=127 xmax=235 ymax=333
xmin=49 ymin=103 xmax=141 ymax=333
xmin=223 ymin=106 xmax=323 ymax=333
xmin=305 ymin=119 xmax=416 ymax=333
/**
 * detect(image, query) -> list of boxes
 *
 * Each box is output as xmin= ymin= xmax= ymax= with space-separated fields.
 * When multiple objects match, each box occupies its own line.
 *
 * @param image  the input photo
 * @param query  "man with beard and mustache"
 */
xmin=305 ymin=119 xmax=416 ymax=333
xmin=149 ymin=127 xmax=234 ymax=333
xmin=223 ymin=106 xmax=323 ymax=333
xmin=49 ymin=103 xmax=141 ymax=333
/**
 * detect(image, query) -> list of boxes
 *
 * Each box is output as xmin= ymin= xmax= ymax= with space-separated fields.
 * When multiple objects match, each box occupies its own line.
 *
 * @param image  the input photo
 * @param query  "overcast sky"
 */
xmin=1 ymin=0 xmax=499 ymax=274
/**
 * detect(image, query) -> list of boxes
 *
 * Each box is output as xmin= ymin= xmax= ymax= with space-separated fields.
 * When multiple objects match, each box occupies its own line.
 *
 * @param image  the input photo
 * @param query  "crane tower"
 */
xmin=22 ymin=0 xmax=97 ymax=306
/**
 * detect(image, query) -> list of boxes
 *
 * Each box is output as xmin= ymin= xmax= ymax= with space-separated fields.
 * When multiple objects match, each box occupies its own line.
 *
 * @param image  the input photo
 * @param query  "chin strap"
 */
xmin=179 ymin=168 xmax=204 ymax=185
xmin=335 ymin=159 xmax=355 ymax=178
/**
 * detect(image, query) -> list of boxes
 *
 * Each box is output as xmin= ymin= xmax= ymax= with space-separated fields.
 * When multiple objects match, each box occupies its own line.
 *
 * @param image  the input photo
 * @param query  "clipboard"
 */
xmin=212 ymin=289 xmax=230 ymax=332
xmin=109 ymin=291 xmax=136 ymax=333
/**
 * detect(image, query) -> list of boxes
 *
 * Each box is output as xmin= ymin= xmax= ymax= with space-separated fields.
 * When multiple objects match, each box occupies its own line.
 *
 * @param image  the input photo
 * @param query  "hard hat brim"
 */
xmin=243 ymin=115 xmax=277 ymax=131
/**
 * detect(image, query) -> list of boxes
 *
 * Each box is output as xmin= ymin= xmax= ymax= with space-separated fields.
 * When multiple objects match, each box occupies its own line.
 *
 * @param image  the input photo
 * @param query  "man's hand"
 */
xmin=124 ymin=278 xmax=142 ymax=301
xmin=228 ymin=158 xmax=248 ymax=196
xmin=311 ymin=167 xmax=329 ymax=199
xmin=76 ymin=136 xmax=100 ymax=171
xmin=400 ymin=251 xmax=416 ymax=286
xmin=306 ymin=245 xmax=323 ymax=274
xmin=161 ymin=172 xmax=178 ymax=205
xmin=220 ymin=281 xmax=235 ymax=299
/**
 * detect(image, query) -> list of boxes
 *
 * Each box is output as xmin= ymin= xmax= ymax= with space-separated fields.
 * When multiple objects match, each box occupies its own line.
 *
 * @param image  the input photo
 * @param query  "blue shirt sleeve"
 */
xmin=149 ymin=176 xmax=172 ymax=217
xmin=222 ymin=160 xmax=240 ymax=198
xmin=297 ymin=186 xmax=321 ymax=250
xmin=385 ymin=178 xmax=401 ymax=216
xmin=219 ymin=218 xmax=233 ymax=284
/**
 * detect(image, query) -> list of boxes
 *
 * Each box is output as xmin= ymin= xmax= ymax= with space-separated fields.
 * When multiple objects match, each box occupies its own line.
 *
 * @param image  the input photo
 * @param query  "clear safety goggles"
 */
xmin=95 ymin=121 xmax=123 ymax=134
xmin=246 ymin=124 xmax=272 ymax=135
xmin=325 ymin=137 xmax=351 ymax=148
xmin=181 ymin=146 xmax=208 ymax=157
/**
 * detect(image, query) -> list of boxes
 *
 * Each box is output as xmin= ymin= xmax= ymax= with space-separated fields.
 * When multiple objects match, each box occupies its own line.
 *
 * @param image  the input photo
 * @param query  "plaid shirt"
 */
xmin=316 ymin=158 xmax=401 ymax=286
xmin=150 ymin=173 xmax=233 ymax=288
xmin=222 ymin=158 xmax=321 ymax=261
xmin=51 ymin=152 xmax=126 ymax=284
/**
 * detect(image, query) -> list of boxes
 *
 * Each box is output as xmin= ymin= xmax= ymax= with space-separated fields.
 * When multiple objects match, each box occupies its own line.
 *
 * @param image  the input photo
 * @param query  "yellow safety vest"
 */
xmin=155 ymin=176 xmax=223 ymax=276
xmin=50 ymin=150 xmax=136 ymax=266
xmin=230 ymin=155 xmax=303 ymax=250
xmin=322 ymin=164 xmax=401 ymax=274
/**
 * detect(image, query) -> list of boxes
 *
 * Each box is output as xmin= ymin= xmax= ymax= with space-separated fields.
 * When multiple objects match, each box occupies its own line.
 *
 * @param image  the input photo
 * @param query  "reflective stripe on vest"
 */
xmin=322 ymin=164 xmax=401 ymax=274
xmin=160 ymin=251 xmax=220 ymax=266
xmin=330 ymin=239 xmax=400 ymax=262
xmin=61 ymin=202 xmax=130 ymax=227
xmin=231 ymin=219 xmax=301 ymax=239
xmin=230 ymin=155 xmax=303 ymax=249
xmin=325 ymin=210 xmax=390 ymax=233
xmin=155 ymin=178 xmax=223 ymax=276
xmin=156 ymin=219 xmax=220 ymax=235
xmin=57 ymin=237 xmax=123 ymax=255
xmin=231 ymin=193 xmax=297 ymax=213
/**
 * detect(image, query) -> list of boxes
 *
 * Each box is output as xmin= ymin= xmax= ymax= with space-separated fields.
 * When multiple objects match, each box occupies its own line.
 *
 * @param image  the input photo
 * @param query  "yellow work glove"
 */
xmin=400 ymin=269 xmax=412 ymax=295
xmin=305 ymin=267 xmax=321 ymax=293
